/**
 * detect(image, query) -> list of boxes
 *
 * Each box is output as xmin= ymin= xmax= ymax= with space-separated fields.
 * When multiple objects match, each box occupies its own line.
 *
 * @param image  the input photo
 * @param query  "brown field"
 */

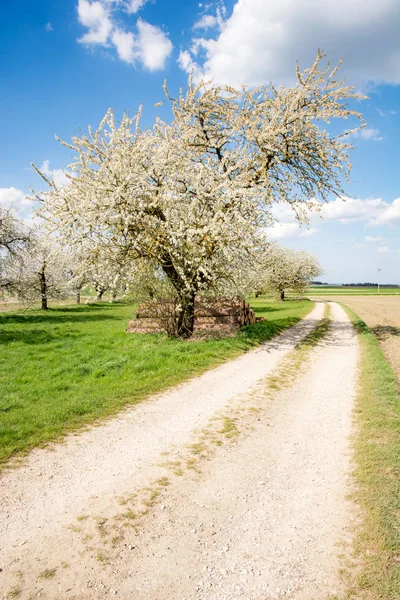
xmin=325 ymin=296 xmax=400 ymax=382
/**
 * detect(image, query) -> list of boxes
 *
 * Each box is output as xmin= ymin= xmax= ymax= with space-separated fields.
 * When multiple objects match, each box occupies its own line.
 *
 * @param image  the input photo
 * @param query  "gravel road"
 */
xmin=0 ymin=301 xmax=359 ymax=599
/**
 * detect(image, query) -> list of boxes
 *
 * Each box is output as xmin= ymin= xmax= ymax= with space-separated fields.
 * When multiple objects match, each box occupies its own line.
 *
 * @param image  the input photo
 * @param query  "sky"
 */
xmin=1 ymin=0 xmax=399 ymax=283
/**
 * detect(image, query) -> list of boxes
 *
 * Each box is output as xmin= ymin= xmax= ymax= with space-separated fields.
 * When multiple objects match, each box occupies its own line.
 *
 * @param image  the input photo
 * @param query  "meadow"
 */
xmin=0 ymin=297 xmax=313 ymax=464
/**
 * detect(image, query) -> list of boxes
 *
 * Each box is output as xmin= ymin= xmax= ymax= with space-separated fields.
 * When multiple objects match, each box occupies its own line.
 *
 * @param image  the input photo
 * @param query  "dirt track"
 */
xmin=0 ymin=302 xmax=359 ymax=599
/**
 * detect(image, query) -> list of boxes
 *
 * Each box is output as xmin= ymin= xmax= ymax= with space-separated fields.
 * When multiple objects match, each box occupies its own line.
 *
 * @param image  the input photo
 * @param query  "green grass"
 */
xmin=305 ymin=286 xmax=400 ymax=296
xmin=343 ymin=306 xmax=400 ymax=599
xmin=0 ymin=298 xmax=312 ymax=465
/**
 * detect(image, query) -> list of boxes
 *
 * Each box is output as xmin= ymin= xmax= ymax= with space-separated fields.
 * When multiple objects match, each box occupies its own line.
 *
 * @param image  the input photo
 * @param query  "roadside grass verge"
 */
xmin=0 ymin=298 xmax=313 ymax=465
xmin=344 ymin=306 xmax=400 ymax=599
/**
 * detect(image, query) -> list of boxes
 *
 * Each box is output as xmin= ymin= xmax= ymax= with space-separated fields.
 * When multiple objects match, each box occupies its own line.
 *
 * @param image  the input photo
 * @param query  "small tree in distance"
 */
xmin=0 ymin=207 xmax=30 ymax=293
xmin=6 ymin=234 xmax=73 ymax=309
xmin=262 ymin=246 xmax=323 ymax=301
xmin=35 ymin=51 xmax=363 ymax=336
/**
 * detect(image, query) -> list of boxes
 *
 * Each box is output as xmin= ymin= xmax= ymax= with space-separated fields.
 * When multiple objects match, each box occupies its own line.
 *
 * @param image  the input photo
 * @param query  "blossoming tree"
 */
xmin=36 ymin=52 xmax=363 ymax=336
xmin=6 ymin=234 xmax=74 ymax=309
xmin=262 ymin=246 xmax=323 ymax=300
xmin=0 ymin=207 xmax=30 ymax=291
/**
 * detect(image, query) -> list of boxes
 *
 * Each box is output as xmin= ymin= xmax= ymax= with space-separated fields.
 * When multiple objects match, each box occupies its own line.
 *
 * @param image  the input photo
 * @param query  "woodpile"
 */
xmin=126 ymin=297 xmax=262 ymax=334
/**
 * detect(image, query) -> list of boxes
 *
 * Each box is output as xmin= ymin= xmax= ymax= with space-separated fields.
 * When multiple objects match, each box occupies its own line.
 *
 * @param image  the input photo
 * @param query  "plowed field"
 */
xmin=323 ymin=296 xmax=400 ymax=382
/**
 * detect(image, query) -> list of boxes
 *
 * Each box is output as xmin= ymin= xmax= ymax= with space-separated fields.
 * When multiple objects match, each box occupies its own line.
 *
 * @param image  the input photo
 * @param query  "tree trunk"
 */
xmin=111 ymin=290 xmax=117 ymax=303
xmin=176 ymin=292 xmax=196 ymax=338
xmin=280 ymin=290 xmax=285 ymax=301
xmin=95 ymin=285 xmax=106 ymax=302
xmin=76 ymin=290 xmax=81 ymax=304
xmin=40 ymin=264 xmax=48 ymax=310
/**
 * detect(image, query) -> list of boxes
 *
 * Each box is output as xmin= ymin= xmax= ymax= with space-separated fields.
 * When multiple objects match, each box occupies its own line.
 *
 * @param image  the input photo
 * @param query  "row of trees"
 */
xmin=3 ymin=52 xmax=362 ymax=334
xmin=0 ymin=209 xmax=131 ymax=308
xmin=0 ymin=204 xmax=321 ymax=311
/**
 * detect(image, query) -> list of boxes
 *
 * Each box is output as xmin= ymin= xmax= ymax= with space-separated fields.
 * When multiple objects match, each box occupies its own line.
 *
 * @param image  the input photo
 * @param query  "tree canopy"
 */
xmin=35 ymin=51 xmax=363 ymax=335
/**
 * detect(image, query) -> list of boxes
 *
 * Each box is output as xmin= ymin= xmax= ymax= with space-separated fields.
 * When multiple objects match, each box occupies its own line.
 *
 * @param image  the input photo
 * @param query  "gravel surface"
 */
xmin=0 ymin=302 xmax=359 ymax=599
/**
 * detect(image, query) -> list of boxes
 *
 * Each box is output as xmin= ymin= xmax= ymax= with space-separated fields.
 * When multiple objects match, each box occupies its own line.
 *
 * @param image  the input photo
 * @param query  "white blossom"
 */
xmin=34 ymin=52 xmax=363 ymax=334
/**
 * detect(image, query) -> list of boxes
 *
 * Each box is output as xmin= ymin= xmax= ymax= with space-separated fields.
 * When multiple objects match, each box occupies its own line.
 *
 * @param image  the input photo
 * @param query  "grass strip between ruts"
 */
xmin=343 ymin=305 xmax=400 ymax=599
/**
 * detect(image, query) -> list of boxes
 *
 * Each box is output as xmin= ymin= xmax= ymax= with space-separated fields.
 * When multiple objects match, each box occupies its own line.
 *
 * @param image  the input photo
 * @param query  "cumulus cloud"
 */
xmin=77 ymin=0 xmax=172 ymax=70
xmin=180 ymin=0 xmax=400 ymax=87
xmin=136 ymin=19 xmax=173 ymax=71
xmin=112 ymin=28 xmax=135 ymax=62
xmin=126 ymin=0 xmax=148 ymax=13
xmin=318 ymin=197 xmax=388 ymax=224
xmin=40 ymin=161 xmax=72 ymax=189
xmin=377 ymin=246 xmax=390 ymax=253
xmin=316 ymin=196 xmax=400 ymax=226
xmin=77 ymin=0 xmax=113 ymax=44
xmin=45 ymin=22 xmax=53 ymax=32
xmin=0 ymin=187 xmax=31 ymax=212
xmin=193 ymin=5 xmax=226 ymax=31
xmin=374 ymin=197 xmax=400 ymax=225
xmin=268 ymin=222 xmax=319 ymax=239
xmin=266 ymin=195 xmax=400 ymax=240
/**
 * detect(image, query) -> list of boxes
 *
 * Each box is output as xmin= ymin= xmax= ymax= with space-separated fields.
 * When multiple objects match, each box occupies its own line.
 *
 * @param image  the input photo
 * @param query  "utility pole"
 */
xmin=377 ymin=268 xmax=382 ymax=295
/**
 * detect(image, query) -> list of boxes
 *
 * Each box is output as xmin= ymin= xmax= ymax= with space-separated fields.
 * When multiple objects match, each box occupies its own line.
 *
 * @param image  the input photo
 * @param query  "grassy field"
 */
xmin=306 ymin=286 xmax=400 ymax=296
xmin=0 ymin=297 xmax=313 ymax=465
xmin=344 ymin=307 xmax=400 ymax=599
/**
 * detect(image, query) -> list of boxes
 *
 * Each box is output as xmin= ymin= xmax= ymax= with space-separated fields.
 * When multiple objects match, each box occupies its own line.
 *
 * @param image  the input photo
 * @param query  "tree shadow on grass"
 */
xmin=0 ymin=308 xmax=125 ymax=328
xmin=0 ymin=328 xmax=82 ymax=345
xmin=0 ymin=306 xmax=129 ymax=345
xmin=239 ymin=317 xmax=303 ymax=346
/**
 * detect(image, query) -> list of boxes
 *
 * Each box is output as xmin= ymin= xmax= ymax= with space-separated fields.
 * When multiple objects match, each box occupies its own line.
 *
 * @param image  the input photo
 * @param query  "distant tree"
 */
xmin=262 ymin=246 xmax=323 ymax=301
xmin=6 ymin=234 xmax=73 ymax=309
xmin=0 ymin=207 xmax=30 ymax=291
xmin=35 ymin=51 xmax=363 ymax=336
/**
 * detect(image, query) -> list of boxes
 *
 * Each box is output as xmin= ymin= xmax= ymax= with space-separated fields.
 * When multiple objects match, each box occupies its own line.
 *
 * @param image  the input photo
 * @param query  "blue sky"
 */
xmin=1 ymin=0 xmax=399 ymax=283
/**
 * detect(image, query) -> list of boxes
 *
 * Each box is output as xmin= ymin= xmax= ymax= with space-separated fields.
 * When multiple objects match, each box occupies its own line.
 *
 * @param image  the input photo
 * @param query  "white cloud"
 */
xmin=136 ymin=19 xmax=173 ymax=71
xmin=112 ymin=28 xmax=135 ymax=63
xmin=318 ymin=197 xmax=387 ymax=224
xmin=267 ymin=196 xmax=400 ymax=240
xmin=77 ymin=1 xmax=172 ymax=71
xmin=178 ymin=50 xmax=203 ymax=80
xmin=194 ymin=15 xmax=220 ymax=29
xmin=40 ymin=161 xmax=71 ymax=189
xmin=359 ymin=128 xmax=384 ymax=141
xmin=0 ymin=187 xmax=32 ymax=212
xmin=193 ymin=6 xmax=226 ymax=31
xmin=180 ymin=0 xmax=400 ymax=87
xmin=77 ymin=0 xmax=113 ymax=44
xmin=317 ymin=196 xmax=400 ymax=227
xmin=268 ymin=221 xmax=319 ymax=239
xmin=126 ymin=0 xmax=147 ymax=14
xmin=45 ymin=22 xmax=53 ymax=32
xmin=377 ymin=246 xmax=390 ymax=253
xmin=374 ymin=197 xmax=400 ymax=225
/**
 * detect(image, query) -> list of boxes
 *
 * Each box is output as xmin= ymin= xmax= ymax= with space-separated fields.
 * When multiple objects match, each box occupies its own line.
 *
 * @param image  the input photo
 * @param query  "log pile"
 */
xmin=126 ymin=297 xmax=262 ymax=334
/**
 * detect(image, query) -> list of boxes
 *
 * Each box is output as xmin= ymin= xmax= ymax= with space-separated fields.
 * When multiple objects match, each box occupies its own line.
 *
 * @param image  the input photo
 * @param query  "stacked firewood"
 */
xmin=126 ymin=297 xmax=261 ymax=334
